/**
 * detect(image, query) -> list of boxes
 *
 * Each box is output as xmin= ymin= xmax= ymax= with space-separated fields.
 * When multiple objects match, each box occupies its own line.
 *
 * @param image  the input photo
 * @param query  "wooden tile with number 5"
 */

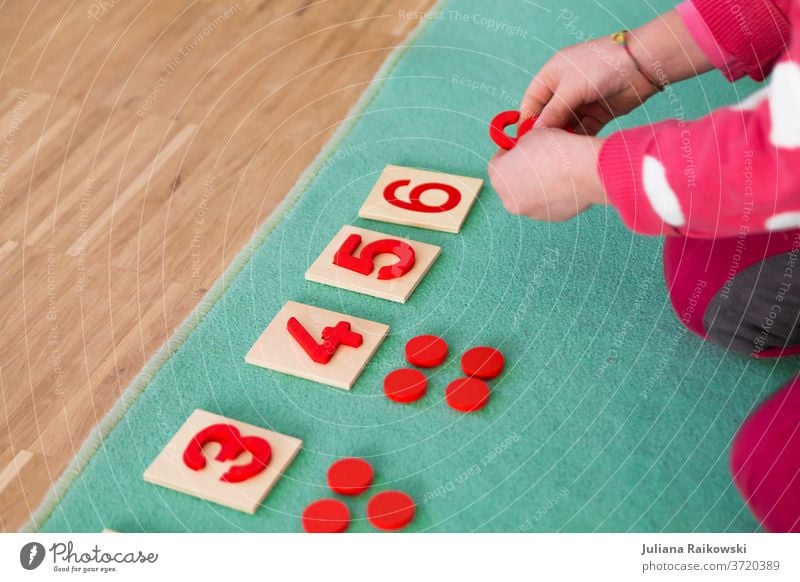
xmin=305 ymin=225 xmax=440 ymax=303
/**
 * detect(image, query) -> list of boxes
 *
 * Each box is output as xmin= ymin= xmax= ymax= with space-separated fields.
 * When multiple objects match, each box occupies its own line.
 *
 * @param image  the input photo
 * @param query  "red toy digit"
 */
xmin=333 ymin=233 xmax=416 ymax=280
xmin=287 ymin=317 xmax=363 ymax=364
xmin=490 ymin=110 xmax=573 ymax=150
xmin=383 ymin=179 xmax=462 ymax=213
xmin=182 ymin=423 xmax=272 ymax=483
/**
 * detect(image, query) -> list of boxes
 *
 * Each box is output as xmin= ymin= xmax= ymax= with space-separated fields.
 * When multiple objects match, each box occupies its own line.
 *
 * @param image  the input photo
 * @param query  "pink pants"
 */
xmin=664 ymin=231 xmax=800 ymax=531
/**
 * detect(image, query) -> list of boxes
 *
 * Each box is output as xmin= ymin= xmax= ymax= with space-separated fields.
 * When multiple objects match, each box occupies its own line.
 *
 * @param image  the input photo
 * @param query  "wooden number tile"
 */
xmin=358 ymin=164 xmax=483 ymax=233
xmin=305 ymin=225 xmax=440 ymax=303
xmin=245 ymin=300 xmax=389 ymax=389
xmin=143 ymin=409 xmax=303 ymax=514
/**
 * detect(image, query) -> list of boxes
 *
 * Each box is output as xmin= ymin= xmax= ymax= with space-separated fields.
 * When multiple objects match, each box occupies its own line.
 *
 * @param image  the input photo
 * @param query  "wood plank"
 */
xmin=0 ymin=0 xmax=435 ymax=531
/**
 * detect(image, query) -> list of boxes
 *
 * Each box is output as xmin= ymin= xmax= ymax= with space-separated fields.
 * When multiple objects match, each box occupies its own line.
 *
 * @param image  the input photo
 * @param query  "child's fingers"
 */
xmin=487 ymin=152 xmax=510 ymax=201
xmin=574 ymin=115 xmax=604 ymax=136
xmin=536 ymin=86 xmax=583 ymax=129
xmin=520 ymin=70 xmax=554 ymax=120
xmin=573 ymin=102 xmax=613 ymax=135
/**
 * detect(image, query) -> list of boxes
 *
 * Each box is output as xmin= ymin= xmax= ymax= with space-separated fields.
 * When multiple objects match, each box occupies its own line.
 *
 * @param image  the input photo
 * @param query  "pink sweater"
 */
xmin=598 ymin=0 xmax=799 ymax=238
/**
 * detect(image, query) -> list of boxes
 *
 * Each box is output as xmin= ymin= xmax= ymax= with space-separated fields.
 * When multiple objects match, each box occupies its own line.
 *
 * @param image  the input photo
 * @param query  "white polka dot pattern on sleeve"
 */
xmin=766 ymin=211 xmax=800 ymax=231
xmin=642 ymin=155 xmax=686 ymax=227
xmin=769 ymin=62 xmax=800 ymax=148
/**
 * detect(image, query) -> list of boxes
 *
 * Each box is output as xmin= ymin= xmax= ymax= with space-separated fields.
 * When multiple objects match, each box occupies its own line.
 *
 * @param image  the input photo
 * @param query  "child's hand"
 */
xmin=521 ymin=10 xmax=715 ymax=134
xmin=493 ymin=10 xmax=715 ymax=223
xmin=520 ymin=38 xmax=656 ymax=134
xmin=488 ymin=128 xmax=607 ymax=222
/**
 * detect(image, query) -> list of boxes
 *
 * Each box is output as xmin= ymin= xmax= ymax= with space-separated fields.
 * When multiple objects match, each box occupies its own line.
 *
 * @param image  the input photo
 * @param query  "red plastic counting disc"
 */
xmin=461 ymin=346 xmax=505 ymax=379
xmin=446 ymin=377 xmax=491 ymax=412
xmin=366 ymin=490 xmax=416 ymax=531
xmin=384 ymin=368 xmax=428 ymax=403
xmin=405 ymin=334 xmax=448 ymax=368
xmin=302 ymin=498 xmax=350 ymax=533
xmin=327 ymin=457 xmax=374 ymax=496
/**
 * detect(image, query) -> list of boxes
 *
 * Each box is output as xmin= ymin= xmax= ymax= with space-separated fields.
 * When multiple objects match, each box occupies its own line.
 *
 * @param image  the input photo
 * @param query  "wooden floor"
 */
xmin=0 ymin=0 xmax=433 ymax=531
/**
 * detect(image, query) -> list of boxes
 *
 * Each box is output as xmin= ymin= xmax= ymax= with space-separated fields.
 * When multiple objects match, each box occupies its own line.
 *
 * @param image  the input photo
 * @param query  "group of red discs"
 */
xmin=384 ymin=335 xmax=505 ymax=412
xmin=301 ymin=457 xmax=415 ymax=533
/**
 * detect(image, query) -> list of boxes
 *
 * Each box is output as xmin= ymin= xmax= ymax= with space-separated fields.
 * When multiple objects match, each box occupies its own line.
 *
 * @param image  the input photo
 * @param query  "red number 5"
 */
xmin=383 ymin=180 xmax=461 ymax=213
xmin=333 ymin=233 xmax=415 ymax=280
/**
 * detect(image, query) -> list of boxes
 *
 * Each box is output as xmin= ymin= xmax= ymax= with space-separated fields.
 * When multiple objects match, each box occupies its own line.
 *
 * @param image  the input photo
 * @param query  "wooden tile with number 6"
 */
xmin=358 ymin=164 xmax=483 ymax=233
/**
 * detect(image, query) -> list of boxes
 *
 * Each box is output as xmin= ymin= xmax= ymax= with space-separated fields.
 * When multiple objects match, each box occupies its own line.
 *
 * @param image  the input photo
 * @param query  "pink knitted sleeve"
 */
xmin=675 ymin=1 xmax=736 ymax=72
xmin=690 ymin=0 xmax=793 ymax=81
xmin=597 ymin=1 xmax=800 ymax=238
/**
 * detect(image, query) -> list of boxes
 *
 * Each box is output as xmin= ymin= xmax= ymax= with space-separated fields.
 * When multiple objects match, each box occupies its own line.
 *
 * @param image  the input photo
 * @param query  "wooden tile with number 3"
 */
xmin=143 ymin=409 xmax=303 ymax=514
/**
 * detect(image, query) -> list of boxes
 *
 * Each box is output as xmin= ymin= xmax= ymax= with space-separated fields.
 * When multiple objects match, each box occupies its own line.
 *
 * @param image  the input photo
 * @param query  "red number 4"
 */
xmin=286 ymin=317 xmax=363 ymax=364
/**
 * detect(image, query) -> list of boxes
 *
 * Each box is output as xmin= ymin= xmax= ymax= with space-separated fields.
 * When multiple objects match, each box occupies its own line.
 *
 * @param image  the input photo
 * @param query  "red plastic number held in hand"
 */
xmin=489 ymin=111 xmax=537 ymax=150
xmin=287 ymin=317 xmax=363 ymax=365
xmin=183 ymin=423 xmax=272 ymax=483
xmin=490 ymin=110 xmax=536 ymax=150
xmin=333 ymin=233 xmax=416 ymax=280
xmin=383 ymin=180 xmax=462 ymax=213
xmin=490 ymin=110 xmax=575 ymax=150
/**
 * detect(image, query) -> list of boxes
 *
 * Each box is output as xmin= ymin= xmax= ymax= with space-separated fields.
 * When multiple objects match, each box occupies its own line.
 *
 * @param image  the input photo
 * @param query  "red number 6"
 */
xmin=383 ymin=180 xmax=462 ymax=213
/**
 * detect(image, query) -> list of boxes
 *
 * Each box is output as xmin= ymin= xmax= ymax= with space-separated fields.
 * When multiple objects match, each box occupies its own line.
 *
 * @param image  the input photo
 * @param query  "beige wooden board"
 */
xmin=143 ymin=409 xmax=302 ymax=515
xmin=305 ymin=225 xmax=440 ymax=303
xmin=0 ymin=0 xmax=435 ymax=531
xmin=358 ymin=165 xmax=484 ymax=233
xmin=245 ymin=301 xmax=389 ymax=390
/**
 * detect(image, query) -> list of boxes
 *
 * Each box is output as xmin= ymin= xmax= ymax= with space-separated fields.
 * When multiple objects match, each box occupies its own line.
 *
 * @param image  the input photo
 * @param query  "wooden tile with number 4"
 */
xmin=305 ymin=225 xmax=440 ymax=303
xmin=358 ymin=164 xmax=483 ymax=233
xmin=143 ymin=409 xmax=303 ymax=514
xmin=245 ymin=300 xmax=389 ymax=389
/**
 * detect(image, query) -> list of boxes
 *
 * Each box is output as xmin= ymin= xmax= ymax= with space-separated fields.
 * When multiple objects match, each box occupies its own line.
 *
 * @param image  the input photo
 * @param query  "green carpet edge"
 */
xmin=22 ymin=0 xmax=449 ymax=533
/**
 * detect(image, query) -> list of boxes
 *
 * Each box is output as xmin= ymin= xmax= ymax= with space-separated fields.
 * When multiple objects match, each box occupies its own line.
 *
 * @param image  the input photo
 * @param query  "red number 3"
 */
xmin=333 ymin=233 xmax=415 ymax=280
xmin=183 ymin=424 xmax=272 ymax=483
xmin=383 ymin=180 xmax=461 ymax=213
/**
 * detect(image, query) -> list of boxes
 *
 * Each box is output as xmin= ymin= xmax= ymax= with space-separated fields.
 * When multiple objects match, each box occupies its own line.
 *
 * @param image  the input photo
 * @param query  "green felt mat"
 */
xmin=33 ymin=0 xmax=798 ymax=533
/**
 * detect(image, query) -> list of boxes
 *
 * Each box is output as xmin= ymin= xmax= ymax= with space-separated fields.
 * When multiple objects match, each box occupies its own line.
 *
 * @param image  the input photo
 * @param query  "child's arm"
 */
xmin=490 ymin=1 xmax=798 ymax=235
xmin=600 ymin=1 xmax=800 ymax=238
xmin=685 ymin=0 xmax=793 ymax=82
xmin=490 ymin=8 xmax=715 ymax=223
xmin=520 ymin=9 xmax=714 ymax=133
xmin=520 ymin=0 xmax=793 ymax=133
